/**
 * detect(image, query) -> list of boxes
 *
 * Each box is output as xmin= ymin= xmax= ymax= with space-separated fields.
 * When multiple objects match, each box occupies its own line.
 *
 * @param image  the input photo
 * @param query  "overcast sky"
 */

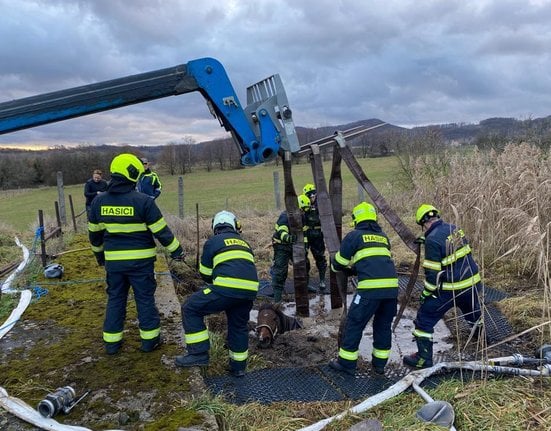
xmin=1 ymin=0 xmax=550 ymax=149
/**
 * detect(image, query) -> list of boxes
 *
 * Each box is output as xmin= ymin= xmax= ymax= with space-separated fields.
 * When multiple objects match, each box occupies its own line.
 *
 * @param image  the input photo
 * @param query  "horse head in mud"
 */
xmin=255 ymin=303 xmax=303 ymax=348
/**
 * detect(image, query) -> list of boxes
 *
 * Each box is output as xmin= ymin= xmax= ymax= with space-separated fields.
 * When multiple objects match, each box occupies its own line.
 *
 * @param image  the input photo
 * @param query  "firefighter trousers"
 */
xmin=182 ymin=288 xmax=253 ymax=358
xmin=339 ymin=294 xmax=397 ymax=369
xmin=104 ymin=262 xmax=160 ymax=343
xmin=415 ymin=283 xmax=482 ymax=334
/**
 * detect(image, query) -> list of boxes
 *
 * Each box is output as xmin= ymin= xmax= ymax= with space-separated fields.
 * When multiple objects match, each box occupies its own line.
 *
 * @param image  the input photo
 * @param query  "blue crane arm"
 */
xmin=0 ymin=57 xmax=298 ymax=165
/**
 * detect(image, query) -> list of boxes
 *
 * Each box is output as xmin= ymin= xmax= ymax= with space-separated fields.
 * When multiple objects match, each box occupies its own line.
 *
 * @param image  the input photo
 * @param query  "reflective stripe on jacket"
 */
xmin=88 ymin=177 xmax=181 ymax=271
xmin=199 ymin=226 xmax=259 ymax=300
xmin=331 ymin=220 xmax=398 ymax=299
xmin=422 ymin=219 xmax=480 ymax=291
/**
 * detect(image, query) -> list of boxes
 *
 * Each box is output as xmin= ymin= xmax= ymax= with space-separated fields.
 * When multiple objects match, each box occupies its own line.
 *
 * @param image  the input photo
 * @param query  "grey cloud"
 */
xmin=2 ymin=0 xmax=551 ymax=148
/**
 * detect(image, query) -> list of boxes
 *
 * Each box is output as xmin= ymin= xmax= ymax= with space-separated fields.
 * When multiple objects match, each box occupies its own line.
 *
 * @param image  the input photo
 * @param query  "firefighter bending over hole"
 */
xmin=175 ymin=210 xmax=259 ymax=377
xmin=403 ymin=204 xmax=484 ymax=369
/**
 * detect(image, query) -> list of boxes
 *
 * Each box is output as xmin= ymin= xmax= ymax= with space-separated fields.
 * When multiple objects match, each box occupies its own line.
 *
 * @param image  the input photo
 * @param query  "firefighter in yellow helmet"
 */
xmin=329 ymin=202 xmax=398 ymax=375
xmin=403 ymin=204 xmax=483 ymax=369
xmin=302 ymin=183 xmax=328 ymax=292
xmin=269 ymin=195 xmax=311 ymax=302
xmin=88 ymin=153 xmax=184 ymax=355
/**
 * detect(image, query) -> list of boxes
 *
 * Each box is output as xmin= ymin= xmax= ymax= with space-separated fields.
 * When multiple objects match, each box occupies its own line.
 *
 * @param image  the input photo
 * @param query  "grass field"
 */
xmin=0 ymin=156 xmax=404 ymax=234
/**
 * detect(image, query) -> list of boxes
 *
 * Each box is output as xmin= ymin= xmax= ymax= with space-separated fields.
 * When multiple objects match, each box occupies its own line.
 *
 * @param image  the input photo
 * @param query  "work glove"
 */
xmin=171 ymin=248 xmax=185 ymax=261
xmin=419 ymin=289 xmax=436 ymax=305
xmin=95 ymin=253 xmax=105 ymax=267
xmin=414 ymin=235 xmax=426 ymax=245
xmin=282 ymin=233 xmax=296 ymax=244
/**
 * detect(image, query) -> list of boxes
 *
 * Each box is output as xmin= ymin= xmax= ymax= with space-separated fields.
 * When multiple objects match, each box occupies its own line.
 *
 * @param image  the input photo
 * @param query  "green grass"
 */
xmin=0 ymin=156 xmax=403 ymax=232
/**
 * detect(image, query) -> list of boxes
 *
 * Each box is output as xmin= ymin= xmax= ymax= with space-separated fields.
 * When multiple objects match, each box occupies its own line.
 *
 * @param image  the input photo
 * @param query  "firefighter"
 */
xmin=329 ymin=202 xmax=398 ymax=375
xmin=270 ymin=207 xmax=296 ymax=302
xmin=88 ymin=153 xmax=184 ymax=355
xmin=403 ymin=204 xmax=483 ymax=369
xmin=136 ymin=158 xmax=162 ymax=199
xmin=270 ymin=196 xmax=316 ymax=302
xmin=175 ymin=211 xmax=258 ymax=377
xmin=302 ymin=183 xmax=328 ymax=292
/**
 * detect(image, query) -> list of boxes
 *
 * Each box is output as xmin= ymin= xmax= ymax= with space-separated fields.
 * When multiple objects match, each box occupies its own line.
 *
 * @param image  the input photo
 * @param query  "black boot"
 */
xmin=175 ymin=352 xmax=209 ymax=367
xmin=141 ymin=336 xmax=163 ymax=352
xmin=228 ymin=359 xmax=246 ymax=377
xmin=403 ymin=337 xmax=433 ymax=368
xmin=371 ymin=356 xmax=387 ymax=375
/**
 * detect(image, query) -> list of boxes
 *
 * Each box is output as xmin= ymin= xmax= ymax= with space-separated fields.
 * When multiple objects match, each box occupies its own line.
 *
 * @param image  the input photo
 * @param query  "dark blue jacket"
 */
xmin=137 ymin=169 xmax=162 ymax=199
xmin=422 ymin=219 xmax=480 ymax=292
xmin=332 ymin=220 xmax=398 ymax=299
xmin=272 ymin=211 xmax=294 ymax=245
xmin=88 ymin=175 xmax=182 ymax=272
xmin=199 ymin=226 xmax=259 ymax=300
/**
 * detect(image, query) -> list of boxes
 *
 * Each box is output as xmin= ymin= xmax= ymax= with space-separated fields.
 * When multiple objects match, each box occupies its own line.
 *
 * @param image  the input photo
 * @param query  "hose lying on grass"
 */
xmin=297 ymin=358 xmax=551 ymax=431
xmin=0 ymin=237 xmax=31 ymax=341
xmin=0 ymin=387 xmax=124 ymax=431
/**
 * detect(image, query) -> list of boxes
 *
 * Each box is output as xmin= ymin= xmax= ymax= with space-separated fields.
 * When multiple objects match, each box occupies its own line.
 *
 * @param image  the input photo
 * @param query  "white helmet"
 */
xmin=212 ymin=210 xmax=237 ymax=231
xmin=44 ymin=263 xmax=64 ymax=279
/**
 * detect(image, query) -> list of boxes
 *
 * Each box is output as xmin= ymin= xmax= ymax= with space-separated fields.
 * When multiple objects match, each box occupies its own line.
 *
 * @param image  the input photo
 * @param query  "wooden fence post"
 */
xmin=178 ymin=176 xmax=184 ymax=218
xmin=56 ymin=171 xmax=66 ymax=224
xmin=38 ymin=210 xmax=47 ymax=267
xmin=54 ymin=202 xmax=63 ymax=238
xmin=69 ymin=194 xmax=77 ymax=232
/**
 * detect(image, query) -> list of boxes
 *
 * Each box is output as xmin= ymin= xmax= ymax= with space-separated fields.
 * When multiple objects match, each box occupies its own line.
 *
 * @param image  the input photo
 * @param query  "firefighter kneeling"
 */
xmin=175 ymin=211 xmax=259 ymax=377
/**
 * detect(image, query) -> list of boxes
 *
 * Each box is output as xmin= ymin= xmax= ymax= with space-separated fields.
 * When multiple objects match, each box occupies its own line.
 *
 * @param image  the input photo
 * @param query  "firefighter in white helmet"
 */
xmin=175 ymin=210 xmax=258 ymax=377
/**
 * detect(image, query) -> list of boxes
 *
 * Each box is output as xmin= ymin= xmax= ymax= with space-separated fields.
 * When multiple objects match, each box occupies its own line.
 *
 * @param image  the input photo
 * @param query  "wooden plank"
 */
xmin=339 ymin=143 xmax=417 ymax=252
xmin=282 ymin=152 xmax=309 ymax=317
xmin=328 ymin=145 xmax=344 ymax=309
xmin=310 ymin=145 xmax=348 ymax=314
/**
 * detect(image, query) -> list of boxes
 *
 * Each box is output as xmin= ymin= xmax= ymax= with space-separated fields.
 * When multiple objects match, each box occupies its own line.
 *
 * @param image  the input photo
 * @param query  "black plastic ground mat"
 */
xmin=204 ymin=364 xmax=487 ymax=404
xmin=398 ymin=276 xmax=508 ymax=305
xmin=318 ymin=364 xmax=408 ymax=400
xmin=205 ymin=366 xmax=344 ymax=404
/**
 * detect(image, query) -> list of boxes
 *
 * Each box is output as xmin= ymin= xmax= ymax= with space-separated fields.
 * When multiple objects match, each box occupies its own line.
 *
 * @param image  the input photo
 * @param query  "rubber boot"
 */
xmin=141 ymin=336 xmax=162 ymax=353
xmin=318 ymin=271 xmax=327 ymax=293
xmin=328 ymin=359 xmax=356 ymax=376
xmin=104 ymin=341 xmax=122 ymax=355
xmin=403 ymin=337 xmax=433 ymax=369
xmin=228 ymin=359 xmax=246 ymax=377
xmin=371 ymin=356 xmax=387 ymax=375
xmin=174 ymin=352 xmax=209 ymax=367
xmin=273 ymin=286 xmax=283 ymax=302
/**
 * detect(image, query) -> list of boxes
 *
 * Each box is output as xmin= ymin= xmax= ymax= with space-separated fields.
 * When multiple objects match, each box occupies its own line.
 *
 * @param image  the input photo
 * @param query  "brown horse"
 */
xmin=255 ymin=303 xmax=303 ymax=348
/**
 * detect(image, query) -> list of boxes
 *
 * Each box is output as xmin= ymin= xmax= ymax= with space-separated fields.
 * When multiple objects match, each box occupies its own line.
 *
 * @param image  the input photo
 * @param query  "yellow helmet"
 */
xmin=415 ymin=204 xmax=440 ymax=225
xmin=351 ymin=202 xmax=377 ymax=225
xmin=303 ymin=183 xmax=316 ymax=196
xmin=298 ymin=194 xmax=311 ymax=210
xmin=110 ymin=153 xmax=144 ymax=183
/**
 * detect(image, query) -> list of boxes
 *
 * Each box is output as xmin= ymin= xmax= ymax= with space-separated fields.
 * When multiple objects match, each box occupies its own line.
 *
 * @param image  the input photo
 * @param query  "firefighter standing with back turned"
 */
xmin=270 ymin=195 xmax=317 ymax=302
xmin=175 ymin=211 xmax=258 ymax=377
xmin=88 ymin=153 xmax=184 ymax=355
xmin=403 ymin=204 xmax=483 ymax=369
xmin=302 ymin=183 xmax=328 ymax=292
xmin=329 ymin=202 xmax=399 ymax=375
